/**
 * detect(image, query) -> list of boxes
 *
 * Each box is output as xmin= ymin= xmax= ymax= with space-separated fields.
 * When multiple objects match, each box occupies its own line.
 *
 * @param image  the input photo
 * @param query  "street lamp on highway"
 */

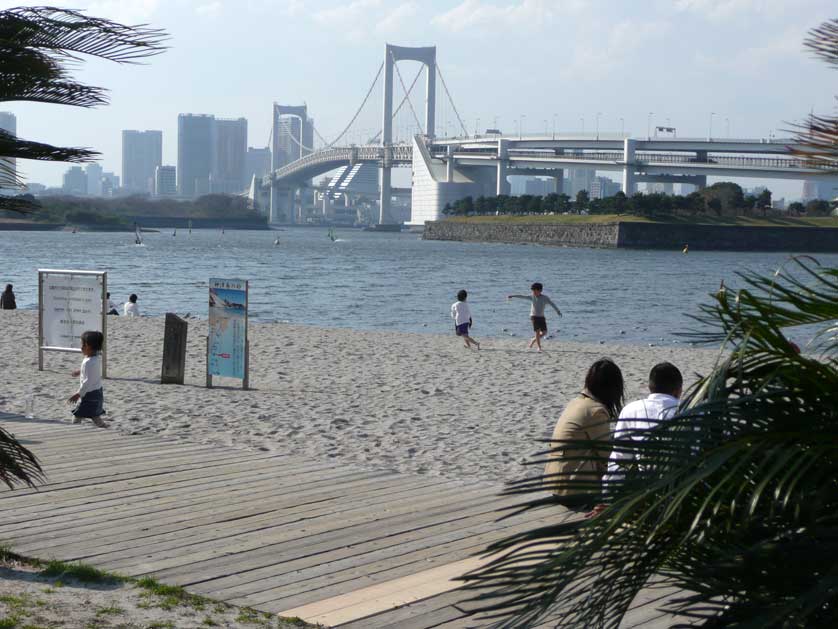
xmin=595 ymin=112 xmax=602 ymax=140
xmin=552 ymin=113 xmax=557 ymax=139
xmin=708 ymin=112 xmax=716 ymax=140
xmin=519 ymin=114 xmax=525 ymax=139
xmin=619 ymin=117 xmax=625 ymax=136
xmin=647 ymin=112 xmax=654 ymax=139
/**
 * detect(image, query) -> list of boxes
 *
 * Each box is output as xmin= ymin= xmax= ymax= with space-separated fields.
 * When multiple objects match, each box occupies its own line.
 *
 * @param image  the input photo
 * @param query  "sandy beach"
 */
xmin=0 ymin=310 xmax=722 ymax=484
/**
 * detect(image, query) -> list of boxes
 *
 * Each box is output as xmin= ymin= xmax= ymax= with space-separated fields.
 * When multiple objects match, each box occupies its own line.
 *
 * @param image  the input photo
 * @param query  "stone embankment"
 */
xmin=423 ymin=220 xmax=838 ymax=252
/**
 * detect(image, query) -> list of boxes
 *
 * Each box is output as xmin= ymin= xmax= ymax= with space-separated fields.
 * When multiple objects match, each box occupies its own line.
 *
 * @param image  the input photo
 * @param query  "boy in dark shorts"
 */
xmin=507 ymin=282 xmax=562 ymax=352
xmin=450 ymin=289 xmax=480 ymax=350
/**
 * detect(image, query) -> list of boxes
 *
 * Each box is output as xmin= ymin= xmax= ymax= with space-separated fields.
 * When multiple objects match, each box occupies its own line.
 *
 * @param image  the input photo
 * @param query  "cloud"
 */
xmin=432 ymin=0 xmax=582 ymax=33
xmin=672 ymin=0 xmax=801 ymax=20
xmin=85 ymin=0 xmax=162 ymax=23
xmin=196 ymin=1 xmax=222 ymax=17
xmin=313 ymin=0 xmax=421 ymax=42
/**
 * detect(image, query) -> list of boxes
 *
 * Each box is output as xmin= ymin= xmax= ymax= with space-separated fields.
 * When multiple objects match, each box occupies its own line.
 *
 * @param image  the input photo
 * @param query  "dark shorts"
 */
xmin=455 ymin=322 xmax=470 ymax=336
xmin=72 ymin=388 xmax=104 ymax=418
xmin=531 ymin=316 xmax=547 ymax=333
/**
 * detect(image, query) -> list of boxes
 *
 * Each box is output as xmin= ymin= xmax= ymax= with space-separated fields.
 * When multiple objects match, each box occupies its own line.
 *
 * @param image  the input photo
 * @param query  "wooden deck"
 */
xmin=0 ymin=414 xmax=679 ymax=628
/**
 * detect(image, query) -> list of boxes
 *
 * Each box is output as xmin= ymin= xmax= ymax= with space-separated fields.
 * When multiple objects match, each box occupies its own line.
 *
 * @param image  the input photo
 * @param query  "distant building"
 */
xmin=567 ymin=168 xmax=595 ymax=197
xmin=155 ymin=165 xmax=177 ymax=196
xmin=245 ymin=147 xmax=271 ymax=184
xmin=101 ymin=172 xmax=120 ymax=197
xmin=211 ymin=118 xmax=247 ymax=194
xmin=802 ymin=180 xmax=838 ymax=201
xmin=86 ymin=163 xmax=103 ymax=196
xmin=122 ymin=130 xmax=162 ymax=194
xmin=590 ymin=176 xmax=621 ymax=199
xmin=177 ymin=114 xmax=214 ymax=198
xmin=24 ymin=182 xmax=46 ymax=195
xmin=274 ymin=110 xmax=314 ymax=169
xmin=0 ymin=112 xmax=17 ymax=192
xmin=62 ymin=166 xmax=87 ymax=195
xmin=525 ymin=177 xmax=555 ymax=196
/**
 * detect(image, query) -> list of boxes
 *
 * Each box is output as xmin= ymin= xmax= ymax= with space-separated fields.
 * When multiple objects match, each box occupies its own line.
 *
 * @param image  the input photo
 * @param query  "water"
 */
xmin=1 ymin=228 xmax=834 ymax=345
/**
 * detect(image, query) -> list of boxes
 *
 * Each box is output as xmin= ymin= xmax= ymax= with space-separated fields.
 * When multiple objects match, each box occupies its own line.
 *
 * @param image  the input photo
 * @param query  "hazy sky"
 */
xmin=6 ymin=0 xmax=837 ymax=198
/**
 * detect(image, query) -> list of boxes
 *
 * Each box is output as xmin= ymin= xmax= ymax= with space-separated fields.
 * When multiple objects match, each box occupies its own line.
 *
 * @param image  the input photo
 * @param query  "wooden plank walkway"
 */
xmin=0 ymin=414 xmax=681 ymax=628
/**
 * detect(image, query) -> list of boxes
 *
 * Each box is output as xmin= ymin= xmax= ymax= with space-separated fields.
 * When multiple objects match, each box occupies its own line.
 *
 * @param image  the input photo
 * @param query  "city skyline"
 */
xmin=4 ymin=0 xmax=837 ymax=200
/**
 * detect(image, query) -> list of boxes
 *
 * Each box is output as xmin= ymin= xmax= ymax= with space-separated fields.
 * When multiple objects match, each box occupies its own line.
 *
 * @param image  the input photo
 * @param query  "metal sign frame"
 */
xmin=206 ymin=278 xmax=249 ymax=390
xmin=38 ymin=269 xmax=107 ymax=378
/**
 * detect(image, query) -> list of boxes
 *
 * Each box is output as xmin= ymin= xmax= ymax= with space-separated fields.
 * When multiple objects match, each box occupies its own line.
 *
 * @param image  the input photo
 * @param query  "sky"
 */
xmin=6 ymin=0 xmax=838 ymax=199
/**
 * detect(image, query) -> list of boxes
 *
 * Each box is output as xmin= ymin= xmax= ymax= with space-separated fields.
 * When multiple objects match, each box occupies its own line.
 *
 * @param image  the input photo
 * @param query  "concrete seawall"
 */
xmin=423 ymin=220 xmax=838 ymax=252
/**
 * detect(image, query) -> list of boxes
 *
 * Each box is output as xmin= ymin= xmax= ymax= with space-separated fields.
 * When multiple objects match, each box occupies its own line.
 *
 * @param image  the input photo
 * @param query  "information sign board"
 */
xmin=207 ymin=278 xmax=248 ymax=388
xmin=38 ymin=269 xmax=107 ymax=375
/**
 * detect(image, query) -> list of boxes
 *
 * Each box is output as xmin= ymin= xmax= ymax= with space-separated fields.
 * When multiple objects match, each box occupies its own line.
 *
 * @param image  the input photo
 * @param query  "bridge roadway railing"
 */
xmin=439 ymin=147 xmax=832 ymax=171
xmin=266 ymin=144 xmax=414 ymax=185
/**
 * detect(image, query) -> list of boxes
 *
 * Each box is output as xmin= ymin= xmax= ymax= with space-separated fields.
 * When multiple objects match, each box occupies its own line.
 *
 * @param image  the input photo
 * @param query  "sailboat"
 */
xmin=188 ymin=219 xmax=192 ymax=235
xmin=134 ymin=223 xmax=143 ymax=246
xmin=273 ymin=237 xmax=280 ymax=246
xmin=328 ymin=227 xmax=337 ymax=242
xmin=172 ymin=228 xmax=177 ymax=237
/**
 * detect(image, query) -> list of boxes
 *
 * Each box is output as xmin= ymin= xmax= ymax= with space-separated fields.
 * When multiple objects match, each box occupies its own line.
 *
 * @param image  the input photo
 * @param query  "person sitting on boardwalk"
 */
xmin=450 ymin=289 xmax=480 ymax=350
xmin=0 ymin=284 xmax=16 ymax=309
xmin=124 ymin=293 xmax=140 ymax=317
xmin=543 ymin=358 xmax=624 ymax=509
xmin=68 ymin=330 xmax=106 ymax=428
xmin=604 ymin=362 xmax=683 ymax=486
xmin=507 ymin=282 xmax=562 ymax=352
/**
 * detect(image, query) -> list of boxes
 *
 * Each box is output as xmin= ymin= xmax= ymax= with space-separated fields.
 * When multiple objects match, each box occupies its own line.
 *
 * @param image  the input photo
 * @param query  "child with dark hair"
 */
xmin=507 ymin=282 xmax=562 ymax=352
xmin=68 ymin=330 xmax=106 ymax=428
xmin=450 ymin=289 xmax=480 ymax=350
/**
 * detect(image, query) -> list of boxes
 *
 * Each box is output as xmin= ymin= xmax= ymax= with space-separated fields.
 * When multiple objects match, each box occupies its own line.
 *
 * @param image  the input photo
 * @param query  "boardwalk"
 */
xmin=0 ymin=415 xmax=678 ymax=628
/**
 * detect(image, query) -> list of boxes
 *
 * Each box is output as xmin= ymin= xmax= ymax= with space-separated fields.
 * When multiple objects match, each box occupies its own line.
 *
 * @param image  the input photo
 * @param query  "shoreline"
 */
xmin=0 ymin=310 xmax=723 ymax=484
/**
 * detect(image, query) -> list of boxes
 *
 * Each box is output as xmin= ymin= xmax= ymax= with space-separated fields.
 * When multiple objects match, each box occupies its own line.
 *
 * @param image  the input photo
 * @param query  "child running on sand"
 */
xmin=451 ymin=289 xmax=480 ymax=350
xmin=68 ymin=330 xmax=107 ymax=428
xmin=507 ymin=282 xmax=562 ymax=352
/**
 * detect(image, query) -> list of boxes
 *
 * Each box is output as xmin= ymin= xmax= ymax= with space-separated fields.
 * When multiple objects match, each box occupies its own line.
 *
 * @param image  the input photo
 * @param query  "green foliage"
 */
xmin=40 ymin=560 xmax=120 ymax=584
xmin=461 ymin=258 xmax=838 ymax=627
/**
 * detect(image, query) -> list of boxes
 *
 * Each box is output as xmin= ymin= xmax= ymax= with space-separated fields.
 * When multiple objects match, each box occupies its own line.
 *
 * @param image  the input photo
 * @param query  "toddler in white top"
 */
xmin=450 ymin=289 xmax=480 ymax=350
xmin=68 ymin=330 xmax=106 ymax=428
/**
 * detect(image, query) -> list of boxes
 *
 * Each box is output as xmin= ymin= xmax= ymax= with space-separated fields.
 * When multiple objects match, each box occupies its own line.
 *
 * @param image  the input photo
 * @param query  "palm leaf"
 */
xmin=460 ymin=257 xmax=838 ymax=628
xmin=0 ymin=426 xmax=44 ymax=489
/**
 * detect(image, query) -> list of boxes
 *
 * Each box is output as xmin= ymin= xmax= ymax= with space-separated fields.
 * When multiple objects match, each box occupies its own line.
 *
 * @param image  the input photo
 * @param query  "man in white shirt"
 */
xmin=604 ymin=362 xmax=683 ymax=487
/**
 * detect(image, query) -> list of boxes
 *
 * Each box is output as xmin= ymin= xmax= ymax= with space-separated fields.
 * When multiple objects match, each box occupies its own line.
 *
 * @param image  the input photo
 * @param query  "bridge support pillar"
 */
xmin=446 ymin=145 xmax=455 ymax=182
xmin=269 ymin=181 xmax=295 ymax=224
xmin=695 ymin=175 xmax=707 ymax=190
xmin=621 ymin=138 xmax=637 ymax=195
xmin=496 ymin=139 xmax=510 ymax=195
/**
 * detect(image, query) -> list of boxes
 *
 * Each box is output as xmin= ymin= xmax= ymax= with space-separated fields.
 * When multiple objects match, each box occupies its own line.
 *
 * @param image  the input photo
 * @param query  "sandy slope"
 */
xmin=0 ymin=310 xmax=721 ymax=484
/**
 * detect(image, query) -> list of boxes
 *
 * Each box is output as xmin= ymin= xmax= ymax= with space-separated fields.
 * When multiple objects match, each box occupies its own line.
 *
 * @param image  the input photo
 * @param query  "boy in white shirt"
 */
xmin=124 ymin=293 xmax=140 ymax=317
xmin=68 ymin=330 xmax=106 ymax=428
xmin=450 ymin=289 xmax=480 ymax=350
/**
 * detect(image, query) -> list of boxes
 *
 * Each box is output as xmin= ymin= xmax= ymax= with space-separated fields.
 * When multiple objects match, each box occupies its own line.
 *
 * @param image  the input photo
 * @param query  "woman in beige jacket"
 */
xmin=544 ymin=358 xmax=624 ymax=506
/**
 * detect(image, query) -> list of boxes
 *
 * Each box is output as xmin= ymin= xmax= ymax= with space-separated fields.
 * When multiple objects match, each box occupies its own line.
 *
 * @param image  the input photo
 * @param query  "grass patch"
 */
xmin=39 ymin=560 xmax=121 ymax=584
xmin=94 ymin=603 xmax=123 ymax=616
xmin=236 ymin=607 xmax=274 ymax=626
xmin=136 ymin=576 xmax=209 ymax=611
xmin=0 ymin=618 xmax=20 ymax=629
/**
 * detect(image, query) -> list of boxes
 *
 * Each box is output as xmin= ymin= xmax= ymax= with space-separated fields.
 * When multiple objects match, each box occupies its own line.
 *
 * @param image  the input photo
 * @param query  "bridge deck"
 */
xmin=0 ymin=415 xmax=682 ymax=628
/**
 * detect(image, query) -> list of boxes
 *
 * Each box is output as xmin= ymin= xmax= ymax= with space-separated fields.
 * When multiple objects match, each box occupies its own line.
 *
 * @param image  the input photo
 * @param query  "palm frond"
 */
xmin=0 ymin=426 xmax=44 ymax=489
xmin=0 ymin=129 xmax=98 ymax=163
xmin=461 ymin=257 xmax=838 ymax=628
xmin=804 ymin=18 xmax=838 ymax=68
xmin=0 ymin=6 xmax=168 ymax=64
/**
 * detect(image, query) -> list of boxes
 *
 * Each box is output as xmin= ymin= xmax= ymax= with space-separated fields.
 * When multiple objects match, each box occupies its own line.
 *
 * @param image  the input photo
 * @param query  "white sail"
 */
xmin=134 ymin=224 xmax=143 ymax=245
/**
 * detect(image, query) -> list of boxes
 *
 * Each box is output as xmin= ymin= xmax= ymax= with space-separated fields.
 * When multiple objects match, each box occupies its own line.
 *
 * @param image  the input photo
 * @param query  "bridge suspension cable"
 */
xmin=436 ymin=63 xmax=469 ymax=137
xmin=389 ymin=48 xmax=424 ymax=136
xmin=368 ymin=65 xmax=423 ymax=144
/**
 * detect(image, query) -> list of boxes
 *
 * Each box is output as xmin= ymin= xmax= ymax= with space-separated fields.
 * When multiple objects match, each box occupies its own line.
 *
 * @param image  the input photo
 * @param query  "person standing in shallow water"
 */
xmin=507 ymin=282 xmax=562 ymax=352
xmin=0 ymin=284 xmax=16 ymax=309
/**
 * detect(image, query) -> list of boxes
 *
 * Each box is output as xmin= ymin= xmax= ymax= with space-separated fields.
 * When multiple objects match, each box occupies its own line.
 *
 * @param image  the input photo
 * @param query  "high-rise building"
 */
xmin=590 ymin=176 xmax=621 ymax=199
xmin=101 ymin=172 xmax=120 ymax=197
xmin=155 ymin=165 xmax=177 ymax=196
xmin=802 ymin=180 xmax=838 ymax=201
xmin=86 ymin=163 xmax=103 ymax=196
xmin=245 ymin=147 xmax=271 ymax=184
xmin=273 ymin=109 xmax=314 ymax=169
xmin=211 ymin=118 xmax=247 ymax=194
xmin=178 ymin=114 xmax=214 ymax=198
xmin=524 ymin=178 xmax=555 ymax=196
xmin=62 ymin=166 xmax=87 ymax=195
xmin=568 ymin=168 xmax=595 ymax=197
xmin=122 ymin=130 xmax=162 ymax=194
xmin=0 ymin=112 xmax=17 ymax=192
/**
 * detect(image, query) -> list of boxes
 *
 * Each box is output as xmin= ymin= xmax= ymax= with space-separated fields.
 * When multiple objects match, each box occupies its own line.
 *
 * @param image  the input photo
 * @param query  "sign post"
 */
xmin=206 ymin=278 xmax=249 ymax=390
xmin=38 ymin=269 xmax=107 ymax=377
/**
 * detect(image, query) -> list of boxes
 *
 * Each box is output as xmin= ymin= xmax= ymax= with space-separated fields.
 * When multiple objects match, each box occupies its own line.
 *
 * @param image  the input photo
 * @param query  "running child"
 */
xmin=451 ymin=289 xmax=480 ymax=350
xmin=68 ymin=330 xmax=107 ymax=428
xmin=507 ymin=282 xmax=562 ymax=352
